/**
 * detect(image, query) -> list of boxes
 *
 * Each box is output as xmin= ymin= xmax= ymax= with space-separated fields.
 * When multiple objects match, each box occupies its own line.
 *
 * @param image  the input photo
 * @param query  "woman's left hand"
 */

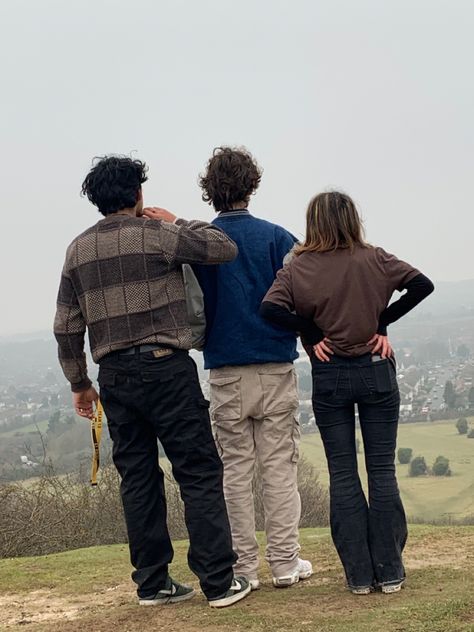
xmin=368 ymin=334 xmax=393 ymax=359
xmin=313 ymin=337 xmax=334 ymax=362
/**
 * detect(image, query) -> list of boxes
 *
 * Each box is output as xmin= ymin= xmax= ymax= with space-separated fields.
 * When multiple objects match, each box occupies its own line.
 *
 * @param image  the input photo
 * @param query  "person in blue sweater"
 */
xmin=194 ymin=146 xmax=314 ymax=590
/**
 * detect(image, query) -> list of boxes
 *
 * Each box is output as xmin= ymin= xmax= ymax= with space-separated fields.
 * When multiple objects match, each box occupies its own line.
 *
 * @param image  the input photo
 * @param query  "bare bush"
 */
xmin=0 ymin=454 xmax=328 ymax=558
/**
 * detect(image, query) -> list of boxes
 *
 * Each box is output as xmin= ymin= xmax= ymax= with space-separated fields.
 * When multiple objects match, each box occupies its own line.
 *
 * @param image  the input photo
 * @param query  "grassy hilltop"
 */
xmin=1 ymin=526 xmax=473 ymax=632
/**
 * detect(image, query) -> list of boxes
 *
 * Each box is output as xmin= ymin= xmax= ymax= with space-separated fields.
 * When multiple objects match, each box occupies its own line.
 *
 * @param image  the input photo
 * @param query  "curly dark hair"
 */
xmin=81 ymin=155 xmax=148 ymax=216
xmin=199 ymin=146 xmax=262 ymax=212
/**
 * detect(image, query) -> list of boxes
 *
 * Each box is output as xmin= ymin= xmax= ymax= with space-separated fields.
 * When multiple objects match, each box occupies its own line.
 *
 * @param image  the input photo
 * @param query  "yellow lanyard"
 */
xmin=90 ymin=400 xmax=104 ymax=486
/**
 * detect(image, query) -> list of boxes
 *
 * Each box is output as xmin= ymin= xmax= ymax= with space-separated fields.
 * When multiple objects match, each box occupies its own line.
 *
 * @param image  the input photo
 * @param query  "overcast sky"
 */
xmin=0 ymin=0 xmax=473 ymax=335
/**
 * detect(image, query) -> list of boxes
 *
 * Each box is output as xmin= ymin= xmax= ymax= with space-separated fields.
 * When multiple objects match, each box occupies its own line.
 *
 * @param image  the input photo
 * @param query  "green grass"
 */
xmin=0 ymin=418 xmax=49 ymax=438
xmin=1 ymin=526 xmax=473 ymax=631
xmin=301 ymin=419 xmax=474 ymax=521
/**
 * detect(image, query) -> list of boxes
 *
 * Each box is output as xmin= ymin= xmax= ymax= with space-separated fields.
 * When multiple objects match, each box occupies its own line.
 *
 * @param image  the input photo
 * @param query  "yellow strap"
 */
xmin=90 ymin=400 xmax=104 ymax=486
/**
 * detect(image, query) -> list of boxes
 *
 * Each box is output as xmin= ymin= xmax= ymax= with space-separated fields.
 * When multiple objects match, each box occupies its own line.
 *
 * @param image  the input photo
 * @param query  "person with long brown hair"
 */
xmin=260 ymin=191 xmax=434 ymax=595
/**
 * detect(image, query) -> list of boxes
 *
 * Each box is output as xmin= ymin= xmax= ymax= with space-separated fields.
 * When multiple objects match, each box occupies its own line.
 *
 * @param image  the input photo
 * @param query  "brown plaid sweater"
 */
xmin=54 ymin=214 xmax=237 ymax=392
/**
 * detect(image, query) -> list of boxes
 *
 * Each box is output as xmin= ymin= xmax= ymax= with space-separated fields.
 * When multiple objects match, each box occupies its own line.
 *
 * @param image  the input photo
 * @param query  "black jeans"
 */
xmin=98 ymin=348 xmax=236 ymax=599
xmin=311 ymin=353 xmax=407 ymax=589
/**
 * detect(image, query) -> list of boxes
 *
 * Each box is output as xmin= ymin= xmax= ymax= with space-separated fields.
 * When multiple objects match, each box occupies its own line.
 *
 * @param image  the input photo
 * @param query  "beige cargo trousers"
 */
xmin=209 ymin=362 xmax=301 ymax=579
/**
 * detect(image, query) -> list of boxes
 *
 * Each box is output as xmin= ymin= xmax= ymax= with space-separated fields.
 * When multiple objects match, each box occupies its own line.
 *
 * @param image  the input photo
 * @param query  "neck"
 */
xmin=114 ymin=206 xmax=138 ymax=217
xmin=231 ymin=201 xmax=248 ymax=210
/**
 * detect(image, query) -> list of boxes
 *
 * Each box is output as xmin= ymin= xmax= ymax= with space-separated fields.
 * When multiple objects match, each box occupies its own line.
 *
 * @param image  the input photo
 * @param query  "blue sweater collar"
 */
xmin=217 ymin=209 xmax=250 ymax=218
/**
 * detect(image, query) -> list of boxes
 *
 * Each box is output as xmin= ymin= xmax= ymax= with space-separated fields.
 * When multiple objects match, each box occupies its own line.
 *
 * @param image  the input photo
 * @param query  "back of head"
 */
xmin=295 ymin=191 xmax=369 ymax=255
xmin=81 ymin=155 xmax=148 ymax=216
xmin=199 ymin=146 xmax=262 ymax=213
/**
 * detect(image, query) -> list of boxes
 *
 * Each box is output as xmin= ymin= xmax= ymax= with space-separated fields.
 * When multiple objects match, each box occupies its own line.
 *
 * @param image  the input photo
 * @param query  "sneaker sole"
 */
xmin=273 ymin=574 xmax=299 ymax=588
xmin=381 ymin=583 xmax=404 ymax=594
xmin=208 ymin=584 xmax=251 ymax=608
xmin=139 ymin=589 xmax=196 ymax=605
xmin=350 ymin=587 xmax=373 ymax=596
xmin=272 ymin=568 xmax=313 ymax=588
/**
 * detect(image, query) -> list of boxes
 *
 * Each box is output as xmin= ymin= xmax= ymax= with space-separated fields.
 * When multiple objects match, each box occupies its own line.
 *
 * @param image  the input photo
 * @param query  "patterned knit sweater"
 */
xmin=54 ymin=214 xmax=237 ymax=391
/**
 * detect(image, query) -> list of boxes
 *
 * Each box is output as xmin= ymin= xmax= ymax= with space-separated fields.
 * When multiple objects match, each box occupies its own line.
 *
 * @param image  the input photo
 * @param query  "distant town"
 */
xmin=1 ymin=297 xmax=473 ymax=483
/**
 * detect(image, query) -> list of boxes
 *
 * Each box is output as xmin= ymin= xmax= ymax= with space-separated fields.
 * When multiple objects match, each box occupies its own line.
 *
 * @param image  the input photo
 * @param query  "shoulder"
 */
xmin=253 ymin=217 xmax=298 ymax=244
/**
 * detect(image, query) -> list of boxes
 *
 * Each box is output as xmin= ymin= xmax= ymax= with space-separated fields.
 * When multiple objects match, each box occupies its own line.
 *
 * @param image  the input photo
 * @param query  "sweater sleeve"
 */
xmin=53 ymin=268 xmax=92 ymax=393
xmin=145 ymin=218 xmax=238 ymax=265
xmin=377 ymin=273 xmax=435 ymax=335
xmin=260 ymin=301 xmax=324 ymax=345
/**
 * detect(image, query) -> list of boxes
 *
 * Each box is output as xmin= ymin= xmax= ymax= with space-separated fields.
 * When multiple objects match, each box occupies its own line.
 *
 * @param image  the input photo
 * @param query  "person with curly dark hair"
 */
xmin=81 ymin=155 xmax=149 ymax=216
xmin=191 ymin=146 xmax=315 ymax=591
xmin=54 ymin=155 xmax=251 ymax=609
xmin=199 ymin=146 xmax=262 ymax=212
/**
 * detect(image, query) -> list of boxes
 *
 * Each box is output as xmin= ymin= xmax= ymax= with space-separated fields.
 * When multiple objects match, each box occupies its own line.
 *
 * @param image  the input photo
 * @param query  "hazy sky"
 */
xmin=0 ymin=0 xmax=473 ymax=335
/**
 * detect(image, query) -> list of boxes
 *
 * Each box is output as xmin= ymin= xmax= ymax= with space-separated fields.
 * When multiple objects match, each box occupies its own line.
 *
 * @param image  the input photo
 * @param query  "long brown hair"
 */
xmin=295 ymin=191 xmax=370 ymax=255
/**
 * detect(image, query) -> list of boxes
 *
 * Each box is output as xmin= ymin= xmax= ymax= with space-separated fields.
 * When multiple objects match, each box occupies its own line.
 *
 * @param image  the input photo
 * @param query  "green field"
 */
xmin=1 ymin=526 xmax=473 ymax=632
xmin=301 ymin=419 xmax=474 ymax=521
xmin=0 ymin=418 xmax=49 ymax=438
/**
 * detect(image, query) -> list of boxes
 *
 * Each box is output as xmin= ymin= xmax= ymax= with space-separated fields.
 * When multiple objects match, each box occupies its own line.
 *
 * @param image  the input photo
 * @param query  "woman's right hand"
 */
xmin=313 ymin=337 xmax=334 ymax=362
xmin=368 ymin=334 xmax=393 ymax=359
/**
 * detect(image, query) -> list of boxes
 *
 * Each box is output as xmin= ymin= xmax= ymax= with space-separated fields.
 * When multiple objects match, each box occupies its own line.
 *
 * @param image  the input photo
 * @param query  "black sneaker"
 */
xmin=138 ymin=576 xmax=196 ymax=605
xmin=208 ymin=576 xmax=251 ymax=608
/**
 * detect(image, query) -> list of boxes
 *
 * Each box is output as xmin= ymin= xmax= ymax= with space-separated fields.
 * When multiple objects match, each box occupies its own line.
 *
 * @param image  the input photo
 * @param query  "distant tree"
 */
xmin=467 ymin=429 xmax=474 ymax=439
xmin=469 ymin=387 xmax=474 ymax=408
xmin=432 ymin=455 xmax=451 ymax=476
xmin=456 ymin=417 xmax=468 ymax=435
xmin=444 ymin=381 xmax=456 ymax=409
xmin=398 ymin=448 xmax=413 ymax=464
xmin=409 ymin=456 xmax=428 ymax=477
xmin=47 ymin=410 xmax=61 ymax=434
xmin=457 ymin=344 xmax=470 ymax=360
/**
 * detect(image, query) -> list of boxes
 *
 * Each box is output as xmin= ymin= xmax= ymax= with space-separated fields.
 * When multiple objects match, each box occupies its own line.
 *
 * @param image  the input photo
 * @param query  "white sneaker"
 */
xmin=350 ymin=585 xmax=373 ymax=596
xmin=272 ymin=558 xmax=313 ymax=588
xmin=381 ymin=579 xmax=405 ymax=594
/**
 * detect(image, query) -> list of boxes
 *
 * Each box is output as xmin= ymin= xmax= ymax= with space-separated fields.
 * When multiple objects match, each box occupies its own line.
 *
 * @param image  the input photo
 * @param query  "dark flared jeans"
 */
xmin=311 ymin=353 xmax=407 ymax=589
xmin=98 ymin=348 xmax=236 ymax=599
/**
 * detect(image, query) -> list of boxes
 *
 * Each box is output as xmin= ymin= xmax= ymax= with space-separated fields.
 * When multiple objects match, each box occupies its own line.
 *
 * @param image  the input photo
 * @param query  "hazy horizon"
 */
xmin=1 ymin=0 xmax=473 ymax=335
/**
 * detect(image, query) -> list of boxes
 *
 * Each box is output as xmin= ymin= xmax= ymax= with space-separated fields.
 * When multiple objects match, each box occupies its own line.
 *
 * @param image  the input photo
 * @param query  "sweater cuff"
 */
xmin=71 ymin=377 xmax=93 ymax=393
xmin=301 ymin=324 xmax=325 ymax=346
xmin=377 ymin=323 xmax=388 ymax=336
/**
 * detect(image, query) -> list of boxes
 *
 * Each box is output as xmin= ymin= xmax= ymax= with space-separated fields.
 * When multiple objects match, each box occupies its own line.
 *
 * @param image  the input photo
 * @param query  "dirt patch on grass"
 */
xmin=404 ymin=531 xmax=474 ymax=570
xmin=0 ymin=582 xmax=132 ymax=627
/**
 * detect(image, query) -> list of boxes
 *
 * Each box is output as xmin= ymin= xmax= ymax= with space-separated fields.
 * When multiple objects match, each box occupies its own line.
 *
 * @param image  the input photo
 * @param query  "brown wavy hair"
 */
xmin=199 ymin=146 xmax=262 ymax=212
xmin=295 ymin=191 xmax=370 ymax=255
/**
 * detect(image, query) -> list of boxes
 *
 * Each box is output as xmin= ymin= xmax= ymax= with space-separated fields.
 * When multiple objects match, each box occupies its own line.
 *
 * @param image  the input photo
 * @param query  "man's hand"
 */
xmin=73 ymin=386 xmax=99 ymax=420
xmin=143 ymin=207 xmax=177 ymax=223
xmin=313 ymin=337 xmax=334 ymax=362
xmin=368 ymin=334 xmax=393 ymax=359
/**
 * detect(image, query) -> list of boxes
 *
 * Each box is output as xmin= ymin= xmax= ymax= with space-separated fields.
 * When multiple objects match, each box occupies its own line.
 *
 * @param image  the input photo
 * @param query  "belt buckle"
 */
xmin=152 ymin=348 xmax=173 ymax=358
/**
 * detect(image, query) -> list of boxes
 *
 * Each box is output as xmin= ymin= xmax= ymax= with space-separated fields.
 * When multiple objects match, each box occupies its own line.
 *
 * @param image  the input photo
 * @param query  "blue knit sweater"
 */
xmin=193 ymin=211 xmax=298 ymax=370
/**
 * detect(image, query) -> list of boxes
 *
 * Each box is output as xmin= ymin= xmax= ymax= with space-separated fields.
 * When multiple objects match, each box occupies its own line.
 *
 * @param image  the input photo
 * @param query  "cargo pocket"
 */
xmin=258 ymin=365 xmax=299 ymax=415
xmin=208 ymin=375 xmax=242 ymax=422
xmin=292 ymin=416 xmax=301 ymax=463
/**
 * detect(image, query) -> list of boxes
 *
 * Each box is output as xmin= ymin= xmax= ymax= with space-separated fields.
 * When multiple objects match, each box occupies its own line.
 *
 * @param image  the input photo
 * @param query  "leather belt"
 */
xmin=118 ymin=344 xmax=174 ymax=356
